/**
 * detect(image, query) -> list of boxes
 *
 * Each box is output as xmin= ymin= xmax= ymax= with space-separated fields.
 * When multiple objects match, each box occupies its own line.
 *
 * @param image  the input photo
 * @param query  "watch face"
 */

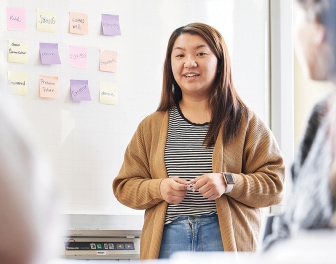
xmin=225 ymin=173 xmax=235 ymax=184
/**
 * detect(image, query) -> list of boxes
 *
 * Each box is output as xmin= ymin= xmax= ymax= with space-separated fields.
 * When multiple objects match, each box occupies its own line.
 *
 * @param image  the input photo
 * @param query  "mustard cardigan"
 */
xmin=113 ymin=108 xmax=285 ymax=260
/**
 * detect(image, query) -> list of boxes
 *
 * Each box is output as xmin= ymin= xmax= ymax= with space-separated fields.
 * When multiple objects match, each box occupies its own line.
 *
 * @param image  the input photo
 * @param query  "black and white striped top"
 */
xmin=164 ymin=105 xmax=217 ymax=224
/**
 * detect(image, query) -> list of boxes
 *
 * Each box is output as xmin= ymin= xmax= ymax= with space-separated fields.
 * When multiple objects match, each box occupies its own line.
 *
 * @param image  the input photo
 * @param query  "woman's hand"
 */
xmin=160 ymin=177 xmax=188 ymax=204
xmin=190 ymin=173 xmax=226 ymax=200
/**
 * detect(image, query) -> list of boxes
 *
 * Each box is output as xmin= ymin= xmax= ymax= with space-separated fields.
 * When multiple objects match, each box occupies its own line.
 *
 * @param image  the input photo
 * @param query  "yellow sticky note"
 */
xmin=8 ymin=39 xmax=29 ymax=64
xmin=69 ymin=12 xmax=88 ymax=35
xmin=100 ymin=82 xmax=118 ymax=105
xmin=7 ymin=71 xmax=28 ymax=96
xmin=39 ymin=75 xmax=59 ymax=98
xmin=37 ymin=9 xmax=57 ymax=33
xmin=99 ymin=50 xmax=118 ymax=72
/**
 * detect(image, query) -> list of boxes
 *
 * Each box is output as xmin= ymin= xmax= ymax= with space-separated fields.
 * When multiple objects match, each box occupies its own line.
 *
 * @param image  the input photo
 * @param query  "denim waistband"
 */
xmin=171 ymin=213 xmax=218 ymax=223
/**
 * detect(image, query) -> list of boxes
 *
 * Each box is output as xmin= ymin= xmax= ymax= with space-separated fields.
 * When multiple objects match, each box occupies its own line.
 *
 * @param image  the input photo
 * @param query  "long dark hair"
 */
xmin=157 ymin=22 xmax=247 ymax=147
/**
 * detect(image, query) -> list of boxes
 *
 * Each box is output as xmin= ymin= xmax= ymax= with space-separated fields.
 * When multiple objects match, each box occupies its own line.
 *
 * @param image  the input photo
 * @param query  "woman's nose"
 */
xmin=184 ymin=59 xmax=197 ymax=69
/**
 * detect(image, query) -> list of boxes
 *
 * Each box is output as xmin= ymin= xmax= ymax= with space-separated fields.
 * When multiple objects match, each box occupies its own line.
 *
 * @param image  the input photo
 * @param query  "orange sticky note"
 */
xmin=99 ymin=50 xmax=118 ymax=72
xmin=69 ymin=12 xmax=88 ymax=35
xmin=39 ymin=75 xmax=59 ymax=98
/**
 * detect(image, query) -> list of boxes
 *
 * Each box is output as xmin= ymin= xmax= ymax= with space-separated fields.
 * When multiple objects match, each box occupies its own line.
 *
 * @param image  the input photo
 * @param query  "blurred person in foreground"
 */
xmin=263 ymin=0 xmax=336 ymax=251
xmin=0 ymin=89 xmax=64 ymax=264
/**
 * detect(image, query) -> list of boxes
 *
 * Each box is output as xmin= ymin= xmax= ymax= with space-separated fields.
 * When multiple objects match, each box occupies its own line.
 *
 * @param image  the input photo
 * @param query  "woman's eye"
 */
xmin=175 ymin=54 xmax=184 ymax=58
xmin=197 ymin=52 xmax=207 ymax=56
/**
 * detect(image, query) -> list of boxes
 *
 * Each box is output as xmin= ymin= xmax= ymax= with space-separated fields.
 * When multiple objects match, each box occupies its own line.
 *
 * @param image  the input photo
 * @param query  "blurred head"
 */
xmin=158 ymin=22 xmax=237 ymax=110
xmin=294 ymin=0 xmax=336 ymax=81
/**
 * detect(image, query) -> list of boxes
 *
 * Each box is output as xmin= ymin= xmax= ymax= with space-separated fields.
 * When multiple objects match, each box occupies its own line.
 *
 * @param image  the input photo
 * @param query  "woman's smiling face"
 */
xmin=171 ymin=33 xmax=218 ymax=99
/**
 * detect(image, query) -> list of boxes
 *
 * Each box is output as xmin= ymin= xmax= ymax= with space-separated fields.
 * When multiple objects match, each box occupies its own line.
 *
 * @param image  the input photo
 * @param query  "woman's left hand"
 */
xmin=190 ymin=173 xmax=226 ymax=200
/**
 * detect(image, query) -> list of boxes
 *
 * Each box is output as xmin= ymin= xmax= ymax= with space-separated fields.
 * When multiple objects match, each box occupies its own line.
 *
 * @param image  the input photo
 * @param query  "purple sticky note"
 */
xmin=39 ymin=43 xmax=61 ymax=65
xmin=101 ymin=14 xmax=121 ymax=36
xmin=70 ymin=80 xmax=91 ymax=102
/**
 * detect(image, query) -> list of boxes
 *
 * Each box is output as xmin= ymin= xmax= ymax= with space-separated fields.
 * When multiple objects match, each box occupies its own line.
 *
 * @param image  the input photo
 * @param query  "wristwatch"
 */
xmin=221 ymin=172 xmax=235 ymax=193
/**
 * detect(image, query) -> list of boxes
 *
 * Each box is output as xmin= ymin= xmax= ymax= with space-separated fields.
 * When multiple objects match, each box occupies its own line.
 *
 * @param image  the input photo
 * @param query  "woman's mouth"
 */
xmin=184 ymin=73 xmax=200 ymax=78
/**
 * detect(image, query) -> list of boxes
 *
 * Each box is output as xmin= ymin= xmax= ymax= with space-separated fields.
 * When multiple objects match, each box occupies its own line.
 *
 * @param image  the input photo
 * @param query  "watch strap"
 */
xmin=221 ymin=172 xmax=235 ymax=193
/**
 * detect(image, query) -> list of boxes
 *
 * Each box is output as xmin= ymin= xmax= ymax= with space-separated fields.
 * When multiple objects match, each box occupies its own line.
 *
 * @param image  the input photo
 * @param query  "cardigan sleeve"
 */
xmin=225 ymin=110 xmax=285 ymax=208
xmin=112 ymin=114 xmax=166 ymax=210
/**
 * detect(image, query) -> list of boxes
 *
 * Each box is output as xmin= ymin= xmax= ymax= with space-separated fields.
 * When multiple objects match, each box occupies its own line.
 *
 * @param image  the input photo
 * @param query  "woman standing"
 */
xmin=113 ymin=22 xmax=285 ymax=259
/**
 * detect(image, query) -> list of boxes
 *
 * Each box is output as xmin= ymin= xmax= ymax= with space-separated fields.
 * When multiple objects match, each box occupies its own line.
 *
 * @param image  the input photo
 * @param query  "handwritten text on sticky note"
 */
xmin=100 ymin=82 xmax=118 ymax=105
xmin=70 ymin=80 xmax=91 ymax=101
xmin=8 ymin=71 xmax=28 ymax=96
xmin=69 ymin=45 xmax=88 ymax=68
xmin=8 ymin=39 xmax=29 ymax=64
xmin=39 ymin=43 xmax=61 ymax=65
xmin=101 ymin=14 xmax=121 ymax=36
xmin=37 ymin=9 xmax=57 ymax=32
xmin=7 ymin=7 xmax=26 ymax=30
xmin=99 ymin=50 xmax=118 ymax=72
xmin=69 ymin=12 xmax=88 ymax=35
xmin=39 ymin=75 xmax=59 ymax=98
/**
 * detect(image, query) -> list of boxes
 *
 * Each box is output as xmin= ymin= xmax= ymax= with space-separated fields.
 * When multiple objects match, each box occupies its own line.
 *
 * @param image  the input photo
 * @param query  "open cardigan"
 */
xmin=113 ymin=108 xmax=285 ymax=259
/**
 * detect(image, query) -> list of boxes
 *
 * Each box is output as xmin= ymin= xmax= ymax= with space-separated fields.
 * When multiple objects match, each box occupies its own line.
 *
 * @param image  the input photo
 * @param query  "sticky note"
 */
xmin=69 ymin=12 xmax=88 ymax=35
xmin=70 ymin=80 xmax=91 ymax=101
xmin=37 ymin=9 xmax=57 ymax=32
xmin=39 ymin=43 xmax=61 ymax=65
xmin=39 ymin=75 xmax=59 ymax=98
xmin=8 ymin=39 xmax=29 ymax=64
xmin=7 ymin=71 xmax=28 ymax=96
xmin=101 ymin=14 xmax=121 ymax=36
xmin=7 ymin=7 xmax=26 ymax=30
xmin=99 ymin=50 xmax=117 ymax=72
xmin=69 ymin=45 xmax=88 ymax=68
xmin=100 ymin=82 xmax=118 ymax=105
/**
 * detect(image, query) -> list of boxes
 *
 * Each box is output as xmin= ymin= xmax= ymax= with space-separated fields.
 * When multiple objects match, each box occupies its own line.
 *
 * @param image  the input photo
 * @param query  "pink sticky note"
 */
xmin=70 ymin=80 xmax=91 ymax=101
xmin=101 ymin=14 xmax=121 ymax=36
xmin=39 ymin=43 xmax=61 ymax=65
xmin=69 ymin=46 xmax=88 ymax=68
xmin=7 ymin=7 xmax=26 ymax=30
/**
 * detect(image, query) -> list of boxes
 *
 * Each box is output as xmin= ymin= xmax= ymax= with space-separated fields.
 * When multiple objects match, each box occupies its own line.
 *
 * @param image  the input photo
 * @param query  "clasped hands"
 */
xmin=160 ymin=173 xmax=226 ymax=204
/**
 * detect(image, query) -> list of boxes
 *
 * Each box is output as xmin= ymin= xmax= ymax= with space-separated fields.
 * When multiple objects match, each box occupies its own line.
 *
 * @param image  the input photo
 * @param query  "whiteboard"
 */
xmin=0 ymin=0 xmax=269 ymax=215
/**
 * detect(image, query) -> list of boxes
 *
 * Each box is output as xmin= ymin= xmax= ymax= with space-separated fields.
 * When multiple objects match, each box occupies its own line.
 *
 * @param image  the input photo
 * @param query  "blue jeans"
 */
xmin=158 ymin=214 xmax=224 ymax=259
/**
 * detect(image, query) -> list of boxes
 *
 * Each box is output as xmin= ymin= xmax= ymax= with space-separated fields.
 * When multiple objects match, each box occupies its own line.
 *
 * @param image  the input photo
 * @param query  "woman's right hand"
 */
xmin=160 ymin=177 xmax=188 ymax=204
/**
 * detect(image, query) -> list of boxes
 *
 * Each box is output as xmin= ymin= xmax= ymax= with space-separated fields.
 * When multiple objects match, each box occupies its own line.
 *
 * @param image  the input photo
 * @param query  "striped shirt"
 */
xmin=164 ymin=105 xmax=217 ymax=224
